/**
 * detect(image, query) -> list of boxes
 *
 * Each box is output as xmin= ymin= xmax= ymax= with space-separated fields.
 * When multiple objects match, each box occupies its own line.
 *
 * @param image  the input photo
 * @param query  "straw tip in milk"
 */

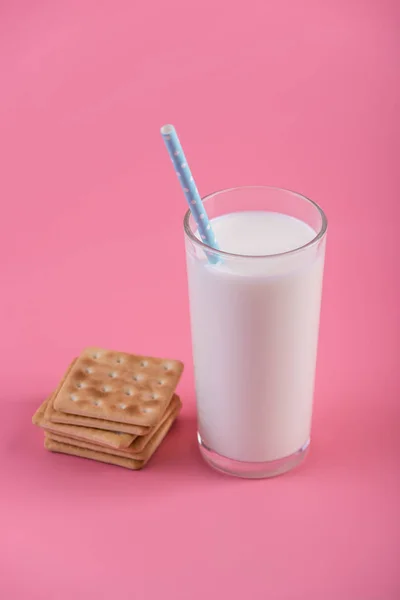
xmin=160 ymin=124 xmax=175 ymax=136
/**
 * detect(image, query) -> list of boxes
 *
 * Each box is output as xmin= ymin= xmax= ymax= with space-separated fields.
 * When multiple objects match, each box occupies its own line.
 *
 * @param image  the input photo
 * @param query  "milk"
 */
xmin=186 ymin=211 xmax=325 ymax=463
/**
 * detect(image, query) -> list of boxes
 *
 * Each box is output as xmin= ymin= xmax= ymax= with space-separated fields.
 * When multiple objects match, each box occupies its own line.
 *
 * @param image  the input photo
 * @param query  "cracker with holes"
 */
xmin=37 ymin=358 xmax=149 ymax=443
xmin=47 ymin=360 xmax=150 ymax=436
xmin=44 ymin=402 xmax=180 ymax=470
xmin=45 ymin=395 xmax=182 ymax=460
xmin=33 ymin=394 xmax=180 ymax=451
xmin=33 ymin=397 xmax=136 ymax=450
xmin=53 ymin=348 xmax=184 ymax=427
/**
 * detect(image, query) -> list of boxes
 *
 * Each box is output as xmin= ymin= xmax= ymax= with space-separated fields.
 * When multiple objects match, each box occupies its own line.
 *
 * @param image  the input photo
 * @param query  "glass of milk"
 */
xmin=184 ymin=186 xmax=327 ymax=478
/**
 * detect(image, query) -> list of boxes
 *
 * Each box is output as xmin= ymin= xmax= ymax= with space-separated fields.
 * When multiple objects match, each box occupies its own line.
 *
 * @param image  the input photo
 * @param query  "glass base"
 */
xmin=198 ymin=434 xmax=310 ymax=479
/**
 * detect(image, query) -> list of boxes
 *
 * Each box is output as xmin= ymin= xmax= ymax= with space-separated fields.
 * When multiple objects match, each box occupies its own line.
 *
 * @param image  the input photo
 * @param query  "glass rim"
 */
xmin=183 ymin=185 xmax=328 ymax=259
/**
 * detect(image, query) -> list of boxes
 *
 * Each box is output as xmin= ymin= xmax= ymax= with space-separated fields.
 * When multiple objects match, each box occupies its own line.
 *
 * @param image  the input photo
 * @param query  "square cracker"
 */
xmin=45 ymin=405 xmax=179 ymax=470
xmin=53 ymin=347 xmax=184 ymax=427
xmin=48 ymin=358 xmax=149 ymax=436
xmin=45 ymin=395 xmax=181 ymax=459
xmin=34 ymin=394 xmax=180 ymax=451
xmin=44 ymin=358 xmax=150 ymax=438
xmin=33 ymin=398 xmax=136 ymax=450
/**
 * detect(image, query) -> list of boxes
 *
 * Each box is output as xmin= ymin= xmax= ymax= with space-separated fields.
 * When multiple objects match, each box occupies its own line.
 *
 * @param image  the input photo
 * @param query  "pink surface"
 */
xmin=0 ymin=1 xmax=399 ymax=598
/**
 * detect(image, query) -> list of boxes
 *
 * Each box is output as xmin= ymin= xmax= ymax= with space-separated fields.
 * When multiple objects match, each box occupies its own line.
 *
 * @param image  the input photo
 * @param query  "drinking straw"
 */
xmin=160 ymin=124 xmax=220 ymax=263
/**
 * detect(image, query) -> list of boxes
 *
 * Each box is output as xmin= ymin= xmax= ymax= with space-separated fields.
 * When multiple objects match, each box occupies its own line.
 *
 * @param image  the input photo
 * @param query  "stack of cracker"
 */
xmin=32 ymin=347 xmax=184 ymax=470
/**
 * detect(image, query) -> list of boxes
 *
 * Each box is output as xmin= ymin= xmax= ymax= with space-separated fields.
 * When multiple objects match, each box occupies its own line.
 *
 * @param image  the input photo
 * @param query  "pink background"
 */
xmin=1 ymin=1 xmax=399 ymax=598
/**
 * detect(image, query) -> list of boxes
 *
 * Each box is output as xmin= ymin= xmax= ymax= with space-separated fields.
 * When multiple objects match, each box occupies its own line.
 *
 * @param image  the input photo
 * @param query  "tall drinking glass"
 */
xmin=184 ymin=186 xmax=327 ymax=478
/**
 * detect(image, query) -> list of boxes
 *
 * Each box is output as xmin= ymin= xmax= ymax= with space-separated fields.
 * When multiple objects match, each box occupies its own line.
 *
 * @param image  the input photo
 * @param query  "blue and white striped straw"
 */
xmin=160 ymin=124 xmax=220 ymax=263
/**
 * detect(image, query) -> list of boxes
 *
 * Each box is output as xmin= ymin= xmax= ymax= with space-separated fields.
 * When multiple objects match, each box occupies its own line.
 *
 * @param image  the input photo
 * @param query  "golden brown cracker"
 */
xmin=36 ymin=397 xmax=136 ymax=450
xmin=47 ymin=358 xmax=149 ymax=436
xmin=46 ymin=396 xmax=181 ymax=459
xmin=45 ymin=405 xmax=179 ymax=470
xmin=49 ymin=403 xmax=150 ymax=436
xmin=53 ymin=347 xmax=183 ymax=426
xmin=38 ymin=394 xmax=180 ymax=451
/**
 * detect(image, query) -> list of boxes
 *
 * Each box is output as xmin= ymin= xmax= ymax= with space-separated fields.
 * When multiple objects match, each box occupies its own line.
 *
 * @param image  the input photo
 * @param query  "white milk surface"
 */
xmin=187 ymin=211 xmax=325 ymax=462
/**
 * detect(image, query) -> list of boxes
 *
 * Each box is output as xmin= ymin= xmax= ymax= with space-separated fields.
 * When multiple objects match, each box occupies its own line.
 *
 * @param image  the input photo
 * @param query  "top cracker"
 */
xmin=53 ymin=348 xmax=184 ymax=427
